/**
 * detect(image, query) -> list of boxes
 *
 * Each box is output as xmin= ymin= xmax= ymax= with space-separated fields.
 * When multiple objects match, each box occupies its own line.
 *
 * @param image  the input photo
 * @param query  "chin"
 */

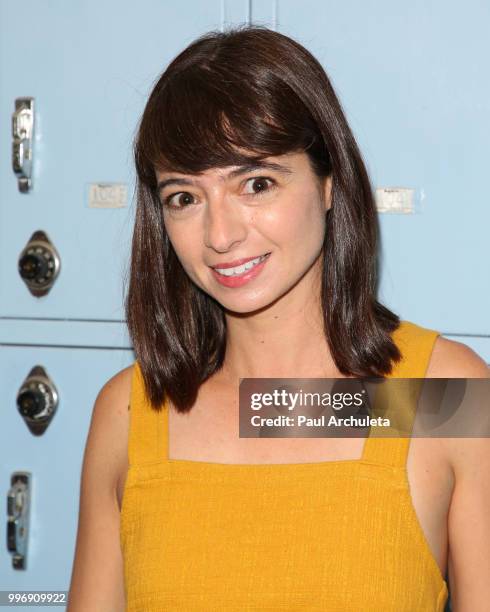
xmin=218 ymin=292 xmax=275 ymax=316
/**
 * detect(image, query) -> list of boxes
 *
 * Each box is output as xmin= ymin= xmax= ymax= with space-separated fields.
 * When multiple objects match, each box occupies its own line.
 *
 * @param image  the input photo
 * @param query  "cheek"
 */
xmin=259 ymin=196 xmax=325 ymax=251
xmin=163 ymin=223 xmax=196 ymax=269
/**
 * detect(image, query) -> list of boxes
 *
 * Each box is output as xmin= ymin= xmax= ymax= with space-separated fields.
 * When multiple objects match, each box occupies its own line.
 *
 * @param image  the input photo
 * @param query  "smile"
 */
xmin=210 ymin=253 xmax=271 ymax=288
xmin=214 ymin=253 xmax=269 ymax=276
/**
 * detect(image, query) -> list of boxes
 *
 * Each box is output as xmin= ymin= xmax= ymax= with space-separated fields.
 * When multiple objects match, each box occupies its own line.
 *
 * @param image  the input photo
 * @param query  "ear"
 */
xmin=323 ymin=176 xmax=333 ymax=212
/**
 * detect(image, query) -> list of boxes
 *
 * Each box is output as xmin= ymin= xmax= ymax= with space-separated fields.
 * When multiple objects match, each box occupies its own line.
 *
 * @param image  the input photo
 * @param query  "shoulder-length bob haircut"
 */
xmin=125 ymin=24 xmax=402 ymax=413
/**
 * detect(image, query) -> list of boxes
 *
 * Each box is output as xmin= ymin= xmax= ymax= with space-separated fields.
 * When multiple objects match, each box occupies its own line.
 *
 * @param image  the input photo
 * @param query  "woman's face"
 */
xmin=156 ymin=150 xmax=332 ymax=314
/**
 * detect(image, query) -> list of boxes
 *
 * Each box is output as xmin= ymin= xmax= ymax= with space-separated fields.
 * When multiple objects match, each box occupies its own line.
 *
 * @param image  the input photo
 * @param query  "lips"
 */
xmin=210 ymin=253 xmax=271 ymax=269
xmin=210 ymin=252 xmax=271 ymax=287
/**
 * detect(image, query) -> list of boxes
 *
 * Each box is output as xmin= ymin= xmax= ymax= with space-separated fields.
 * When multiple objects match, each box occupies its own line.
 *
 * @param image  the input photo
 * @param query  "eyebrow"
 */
xmin=157 ymin=161 xmax=293 ymax=193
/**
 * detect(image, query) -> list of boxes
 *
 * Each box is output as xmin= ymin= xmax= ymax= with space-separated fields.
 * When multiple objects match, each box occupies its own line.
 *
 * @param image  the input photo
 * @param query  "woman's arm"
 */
xmin=67 ymin=366 xmax=133 ymax=611
xmin=428 ymin=338 xmax=490 ymax=611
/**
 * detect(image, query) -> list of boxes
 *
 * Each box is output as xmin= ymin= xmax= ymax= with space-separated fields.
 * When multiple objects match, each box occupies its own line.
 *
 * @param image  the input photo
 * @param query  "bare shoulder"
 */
xmin=86 ymin=364 xmax=134 ymax=485
xmin=67 ymin=363 xmax=134 ymax=611
xmin=426 ymin=335 xmax=490 ymax=378
xmin=426 ymin=336 xmax=490 ymax=612
xmin=425 ymin=338 xmax=490 ymax=607
xmin=424 ymin=335 xmax=489 ymax=487
xmin=98 ymin=363 xmax=134 ymax=406
xmin=95 ymin=363 xmax=134 ymax=420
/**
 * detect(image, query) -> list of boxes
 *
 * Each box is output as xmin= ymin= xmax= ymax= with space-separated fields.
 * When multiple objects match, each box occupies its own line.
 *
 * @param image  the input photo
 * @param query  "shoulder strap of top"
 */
xmin=362 ymin=320 xmax=441 ymax=467
xmin=128 ymin=361 xmax=167 ymax=466
xmin=387 ymin=320 xmax=441 ymax=378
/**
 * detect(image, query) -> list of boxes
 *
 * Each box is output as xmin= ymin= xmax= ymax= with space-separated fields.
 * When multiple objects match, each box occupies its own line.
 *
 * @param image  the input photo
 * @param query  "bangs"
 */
xmin=135 ymin=62 xmax=321 ymax=187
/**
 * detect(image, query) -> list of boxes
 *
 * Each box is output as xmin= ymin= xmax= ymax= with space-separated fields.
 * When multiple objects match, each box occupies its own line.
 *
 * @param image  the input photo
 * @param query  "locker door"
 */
xmin=0 ymin=1 xmax=249 ymax=609
xmin=250 ymin=0 xmax=490 ymax=364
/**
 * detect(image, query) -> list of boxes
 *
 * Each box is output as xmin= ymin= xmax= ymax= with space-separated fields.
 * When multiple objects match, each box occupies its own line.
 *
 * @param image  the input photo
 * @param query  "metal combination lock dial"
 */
xmin=18 ymin=230 xmax=61 ymax=297
xmin=17 ymin=366 xmax=59 ymax=435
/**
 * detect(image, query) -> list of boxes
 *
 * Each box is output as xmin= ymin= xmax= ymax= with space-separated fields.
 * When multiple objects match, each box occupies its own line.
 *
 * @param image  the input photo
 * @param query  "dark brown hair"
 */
xmin=125 ymin=24 xmax=402 ymax=413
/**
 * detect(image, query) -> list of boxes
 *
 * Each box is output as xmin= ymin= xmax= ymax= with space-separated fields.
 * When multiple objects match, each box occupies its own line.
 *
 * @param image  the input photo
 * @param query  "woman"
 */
xmin=68 ymin=25 xmax=489 ymax=611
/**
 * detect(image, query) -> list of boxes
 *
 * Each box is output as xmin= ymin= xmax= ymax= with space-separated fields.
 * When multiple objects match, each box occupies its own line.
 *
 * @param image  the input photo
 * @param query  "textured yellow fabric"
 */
xmin=120 ymin=320 xmax=449 ymax=611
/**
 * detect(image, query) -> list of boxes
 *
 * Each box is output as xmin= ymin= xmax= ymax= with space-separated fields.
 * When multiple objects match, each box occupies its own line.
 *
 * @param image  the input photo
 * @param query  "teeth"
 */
xmin=215 ymin=254 xmax=267 ymax=277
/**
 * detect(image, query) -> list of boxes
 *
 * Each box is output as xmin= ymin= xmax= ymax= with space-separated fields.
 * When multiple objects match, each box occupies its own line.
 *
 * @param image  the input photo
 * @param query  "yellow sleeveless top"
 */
xmin=120 ymin=320 xmax=449 ymax=611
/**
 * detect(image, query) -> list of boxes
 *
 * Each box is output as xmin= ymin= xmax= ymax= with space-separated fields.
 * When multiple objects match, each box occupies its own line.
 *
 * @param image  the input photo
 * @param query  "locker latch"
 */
xmin=12 ymin=97 xmax=35 ymax=193
xmin=7 ymin=472 xmax=31 ymax=570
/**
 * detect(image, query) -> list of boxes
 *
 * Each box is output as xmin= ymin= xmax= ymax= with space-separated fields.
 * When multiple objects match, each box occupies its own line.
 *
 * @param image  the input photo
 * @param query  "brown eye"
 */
xmin=252 ymin=178 xmax=268 ymax=192
xmin=164 ymin=192 xmax=195 ymax=209
xmin=243 ymin=177 xmax=276 ymax=196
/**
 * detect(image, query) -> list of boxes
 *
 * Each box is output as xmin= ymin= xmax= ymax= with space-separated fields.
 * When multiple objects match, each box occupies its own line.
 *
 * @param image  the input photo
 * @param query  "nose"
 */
xmin=203 ymin=192 xmax=247 ymax=253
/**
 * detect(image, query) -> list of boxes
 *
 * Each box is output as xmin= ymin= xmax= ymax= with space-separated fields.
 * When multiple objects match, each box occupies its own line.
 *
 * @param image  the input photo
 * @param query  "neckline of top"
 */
xmin=128 ymin=320 xmax=435 ymax=471
xmin=162 ymin=397 xmax=388 ymax=469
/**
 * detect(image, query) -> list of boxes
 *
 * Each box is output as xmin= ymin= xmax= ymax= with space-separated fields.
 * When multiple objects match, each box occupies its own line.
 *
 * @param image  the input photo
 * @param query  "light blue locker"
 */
xmin=254 ymin=0 xmax=490 ymax=361
xmin=0 ymin=1 xmax=250 ymax=609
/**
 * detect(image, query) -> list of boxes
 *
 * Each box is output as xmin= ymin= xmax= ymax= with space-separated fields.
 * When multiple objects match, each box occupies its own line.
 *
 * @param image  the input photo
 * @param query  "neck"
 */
xmin=219 ymin=279 xmax=340 ymax=381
